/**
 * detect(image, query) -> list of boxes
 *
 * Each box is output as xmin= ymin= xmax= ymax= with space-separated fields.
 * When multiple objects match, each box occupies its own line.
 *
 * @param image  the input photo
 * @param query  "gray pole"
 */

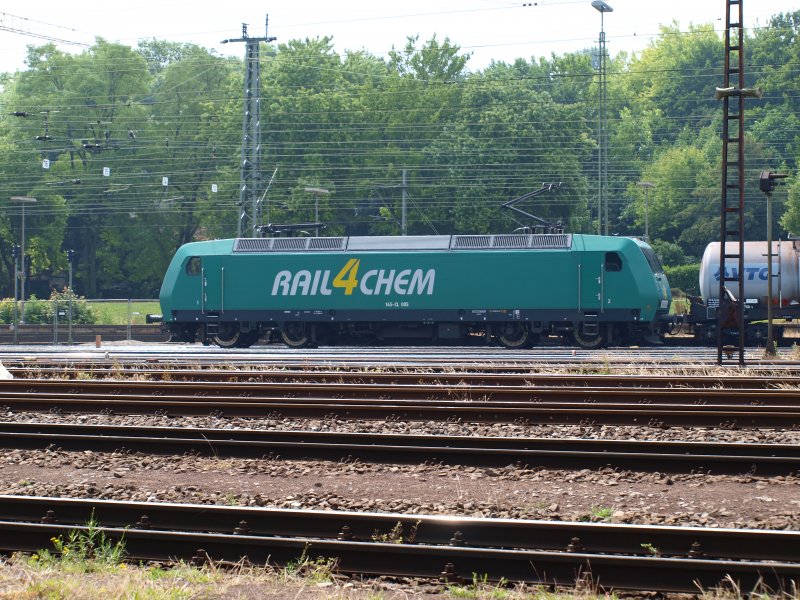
xmin=304 ymin=187 xmax=330 ymax=237
xmin=759 ymin=171 xmax=788 ymax=356
xmin=12 ymin=251 xmax=18 ymax=345
xmin=600 ymin=20 xmax=607 ymax=235
xmin=401 ymin=169 xmax=407 ymax=236
xmin=592 ymin=1 xmax=613 ymax=235
xmin=766 ymin=190 xmax=775 ymax=356
xmin=11 ymin=196 xmax=36 ymax=322
xmin=68 ymin=258 xmax=73 ymax=345
xmin=637 ymin=181 xmax=654 ymax=241
xmin=20 ymin=201 xmax=26 ymax=321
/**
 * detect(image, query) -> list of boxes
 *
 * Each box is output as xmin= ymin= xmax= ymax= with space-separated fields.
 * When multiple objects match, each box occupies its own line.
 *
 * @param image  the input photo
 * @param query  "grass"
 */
xmin=87 ymin=300 xmax=160 ymax=325
xmin=88 ymin=300 xmax=160 ymax=325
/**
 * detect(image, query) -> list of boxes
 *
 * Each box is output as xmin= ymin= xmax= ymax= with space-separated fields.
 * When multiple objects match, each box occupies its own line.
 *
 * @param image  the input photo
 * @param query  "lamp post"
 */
xmin=636 ymin=181 xmax=654 ymax=241
xmin=592 ymin=0 xmax=612 ymax=236
xmin=11 ymin=245 xmax=19 ymax=345
xmin=303 ymin=187 xmax=330 ymax=237
xmin=67 ymin=249 xmax=75 ymax=345
xmin=10 ymin=196 xmax=36 ymax=322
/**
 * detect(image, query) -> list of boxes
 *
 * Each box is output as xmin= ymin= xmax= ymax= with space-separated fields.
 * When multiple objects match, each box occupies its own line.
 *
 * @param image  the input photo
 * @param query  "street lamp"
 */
xmin=303 ymin=187 xmax=330 ymax=237
xmin=636 ymin=181 xmax=654 ymax=241
xmin=10 ymin=196 xmax=36 ymax=322
xmin=592 ymin=0 xmax=612 ymax=235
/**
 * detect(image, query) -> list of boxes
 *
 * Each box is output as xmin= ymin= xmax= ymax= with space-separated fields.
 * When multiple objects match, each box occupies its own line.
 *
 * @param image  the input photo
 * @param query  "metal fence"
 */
xmin=1 ymin=299 xmax=167 ymax=345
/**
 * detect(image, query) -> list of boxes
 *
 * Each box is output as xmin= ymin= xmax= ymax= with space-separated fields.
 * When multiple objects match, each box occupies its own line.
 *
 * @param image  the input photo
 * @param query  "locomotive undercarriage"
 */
xmin=168 ymin=318 xmax=667 ymax=350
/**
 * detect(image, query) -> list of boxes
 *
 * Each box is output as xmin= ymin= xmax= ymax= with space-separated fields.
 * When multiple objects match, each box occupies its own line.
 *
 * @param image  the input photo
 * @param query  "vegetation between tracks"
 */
xmin=3 ymin=527 xmax=613 ymax=600
xmin=2 ymin=553 xmax=792 ymax=600
xmin=1 ymin=520 xmax=796 ymax=600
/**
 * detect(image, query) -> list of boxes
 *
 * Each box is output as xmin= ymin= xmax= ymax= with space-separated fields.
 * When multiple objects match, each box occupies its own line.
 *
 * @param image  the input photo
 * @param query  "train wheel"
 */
xmin=570 ymin=323 xmax=607 ymax=349
xmin=280 ymin=323 xmax=311 ymax=349
xmin=235 ymin=331 xmax=260 ymax=348
xmin=212 ymin=324 xmax=242 ymax=348
xmin=496 ymin=323 xmax=534 ymax=349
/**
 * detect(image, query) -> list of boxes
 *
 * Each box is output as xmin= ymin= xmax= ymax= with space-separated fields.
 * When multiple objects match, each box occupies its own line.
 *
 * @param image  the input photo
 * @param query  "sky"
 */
xmin=0 ymin=0 xmax=798 ymax=74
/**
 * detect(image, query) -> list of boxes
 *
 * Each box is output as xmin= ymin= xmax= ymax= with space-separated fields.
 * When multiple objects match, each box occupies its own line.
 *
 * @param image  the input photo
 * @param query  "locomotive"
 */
xmin=156 ymin=232 xmax=673 ymax=348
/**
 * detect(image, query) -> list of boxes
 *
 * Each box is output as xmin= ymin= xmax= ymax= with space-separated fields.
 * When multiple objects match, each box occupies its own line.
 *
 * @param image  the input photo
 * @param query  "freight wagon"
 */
xmin=686 ymin=239 xmax=800 ymax=343
xmin=157 ymin=233 xmax=673 ymax=348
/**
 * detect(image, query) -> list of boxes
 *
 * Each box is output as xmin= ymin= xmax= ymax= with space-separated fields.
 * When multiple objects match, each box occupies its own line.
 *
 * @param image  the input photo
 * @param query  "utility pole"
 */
xmin=222 ymin=17 xmax=276 ymax=238
xmin=303 ymin=187 xmax=330 ymax=237
xmin=401 ymin=169 xmax=407 ymax=235
xmin=636 ymin=181 xmax=654 ymax=241
xmin=592 ymin=0 xmax=613 ymax=236
xmin=67 ymin=249 xmax=75 ymax=345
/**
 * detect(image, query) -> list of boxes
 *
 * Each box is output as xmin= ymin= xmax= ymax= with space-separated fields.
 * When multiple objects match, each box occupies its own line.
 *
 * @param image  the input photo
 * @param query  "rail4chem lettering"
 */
xmin=271 ymin=259 xmax=436 ymax=297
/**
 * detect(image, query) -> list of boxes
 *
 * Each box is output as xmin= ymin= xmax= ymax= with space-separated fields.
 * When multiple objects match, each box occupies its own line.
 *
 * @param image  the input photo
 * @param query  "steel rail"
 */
xmin=8 ymin=365 xmax=800 ymax=390
xmin=2 ymin=378 xmax=800 ymax=404
xmin=0 ymin=514 xmax=797 ymax=592
xmin=0 ymin=390 xmax=799 ymax=428
xmin=1 ymin=495 xmax=798 ymax=563
xmin=0 ymin=345 xmax=788 ymax=367
xmin=1 ymin=422 xmax=798 ymax=474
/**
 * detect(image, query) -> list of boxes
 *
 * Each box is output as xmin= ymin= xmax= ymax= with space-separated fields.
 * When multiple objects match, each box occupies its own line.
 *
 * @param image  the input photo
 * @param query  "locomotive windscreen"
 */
xmin=640 ymin=246 xmax=664 ymax=274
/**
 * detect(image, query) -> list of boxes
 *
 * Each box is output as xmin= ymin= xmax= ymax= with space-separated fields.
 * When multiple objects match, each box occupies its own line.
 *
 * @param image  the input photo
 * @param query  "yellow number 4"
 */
xmin=333 ymin=258 xmax=360 ymax=295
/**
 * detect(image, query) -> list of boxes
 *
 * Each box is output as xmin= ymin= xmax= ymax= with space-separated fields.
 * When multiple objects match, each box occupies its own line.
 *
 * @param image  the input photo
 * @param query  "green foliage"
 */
xmin=651 ymin=240 xmax=689 ymax=267
xmin=665 ymin=263 xmax=701 ymax=296
xmin=1 ymin=14 xmax=800 ymax=299
xmin=31 ymin=516 xmax=126 ymax=572
xmin=48 ymin=289 xmax=97 ymax=324
xmin=779 ymin=176 xmax=800 ymax=234
xmin=283 ymin=548 xmax=337 ymax=584
xmin=0 ymin=290 xmax=96 ymax=324
xmin=0 ymin=299 xmax=16 ymax=324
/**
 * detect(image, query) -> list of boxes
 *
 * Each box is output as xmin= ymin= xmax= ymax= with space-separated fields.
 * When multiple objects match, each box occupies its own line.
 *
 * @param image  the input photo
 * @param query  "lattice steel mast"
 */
xmin=714 ymin=0 xmax=761 ymax=365
xmin=222 ymin=17 xmax=276 ymax=238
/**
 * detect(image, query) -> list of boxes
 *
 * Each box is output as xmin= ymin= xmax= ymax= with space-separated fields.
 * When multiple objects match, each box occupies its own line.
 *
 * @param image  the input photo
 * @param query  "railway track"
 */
xmin=1 ymin=379 xmax=800 ymax=427
xmin=0 ymin=495 xmax=798 ymax=592
xmin=8 ymin=364 xmax=800 ymax=389
xmin=1 ymin=422 xmax=798 ymax=475
xmin=0 ymin=345 xmax=794 ymax=369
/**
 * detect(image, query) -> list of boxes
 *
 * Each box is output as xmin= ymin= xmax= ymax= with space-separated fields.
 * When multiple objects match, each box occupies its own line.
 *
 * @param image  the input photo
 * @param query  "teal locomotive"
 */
xmin=157 ymin=233 xmax=672 ymax=348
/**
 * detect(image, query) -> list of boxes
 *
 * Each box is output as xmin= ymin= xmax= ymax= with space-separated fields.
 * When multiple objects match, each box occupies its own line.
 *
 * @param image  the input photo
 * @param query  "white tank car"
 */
xmin=699 ymin=241 xmax=800 ymax=305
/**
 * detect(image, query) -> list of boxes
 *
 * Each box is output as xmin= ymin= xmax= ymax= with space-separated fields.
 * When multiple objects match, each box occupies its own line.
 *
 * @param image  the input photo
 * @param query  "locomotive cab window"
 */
xmin=186 ymin=256 xmax=202 ymax=275
xmin=604 ymin=252 xmax=623 ymax=272
xmin=640 ymin=247 xmax=664 ymax=274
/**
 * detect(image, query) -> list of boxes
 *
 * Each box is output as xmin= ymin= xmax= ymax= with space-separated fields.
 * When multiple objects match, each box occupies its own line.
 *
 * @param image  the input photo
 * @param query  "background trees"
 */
xmin=0 ymin=11 xmax=798 ymax=298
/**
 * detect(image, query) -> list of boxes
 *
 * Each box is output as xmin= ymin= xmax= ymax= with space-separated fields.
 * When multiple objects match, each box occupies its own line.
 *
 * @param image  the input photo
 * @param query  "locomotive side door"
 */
xmin=200 ymin=255 xmax=225 ymax=314
xmin=577 ymin=254 xmax=603 ymax=313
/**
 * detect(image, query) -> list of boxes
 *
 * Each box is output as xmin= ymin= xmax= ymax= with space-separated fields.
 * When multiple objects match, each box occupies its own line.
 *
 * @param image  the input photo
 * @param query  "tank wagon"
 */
xmin=157 ymin=233 xmax=672 ymax=349
xmin=687 ymin=240 xmax=800 ymax=343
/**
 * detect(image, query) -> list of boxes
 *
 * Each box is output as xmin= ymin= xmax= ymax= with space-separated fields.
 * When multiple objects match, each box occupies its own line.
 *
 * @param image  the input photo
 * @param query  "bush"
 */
xmin=665 ymin=263 xmax=700 ymax=296
xmin=20 ymin=296 xmax=50 ymax=324
xmin=0 ymin=299 xmax=16 ymax=324
xmin=48 ymin=288 xmax=97 ymax=324
xmin=0 ymin=289 xmax=97 ymax=324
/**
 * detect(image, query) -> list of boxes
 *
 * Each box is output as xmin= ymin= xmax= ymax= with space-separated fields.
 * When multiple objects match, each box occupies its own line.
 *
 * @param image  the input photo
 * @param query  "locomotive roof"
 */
xmin=175 ymin=233 xmax=646 ymax=256
xmin=230 ymin=233 xmax=574 ymax=253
